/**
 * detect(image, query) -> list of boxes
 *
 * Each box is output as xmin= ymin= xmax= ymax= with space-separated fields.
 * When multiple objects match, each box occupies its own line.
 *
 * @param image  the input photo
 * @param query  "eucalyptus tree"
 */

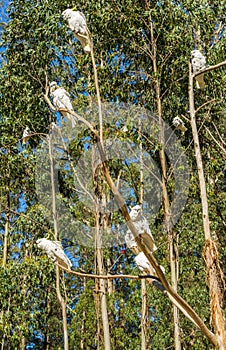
xmin=0 ymin=0 xmax=225 ymax=349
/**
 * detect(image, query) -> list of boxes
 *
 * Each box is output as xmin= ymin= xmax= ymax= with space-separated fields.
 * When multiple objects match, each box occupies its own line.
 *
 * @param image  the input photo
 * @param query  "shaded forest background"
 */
xmin=0 ymin=0 xmax=225 ymax=349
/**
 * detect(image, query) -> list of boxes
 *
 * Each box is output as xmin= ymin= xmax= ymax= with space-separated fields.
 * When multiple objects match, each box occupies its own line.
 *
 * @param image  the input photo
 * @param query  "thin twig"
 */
xmin=195 ymin=99 xmax=216 ymax=114
xmin=212 ymin=122 xmax=226 ymax=146
xmin=204 ymin=126 xmax=226 ymax=157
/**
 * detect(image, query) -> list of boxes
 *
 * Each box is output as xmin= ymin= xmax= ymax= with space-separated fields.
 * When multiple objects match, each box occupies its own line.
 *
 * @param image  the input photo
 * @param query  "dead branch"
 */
xmin=204 ymin=126 xmax=226 ymax=157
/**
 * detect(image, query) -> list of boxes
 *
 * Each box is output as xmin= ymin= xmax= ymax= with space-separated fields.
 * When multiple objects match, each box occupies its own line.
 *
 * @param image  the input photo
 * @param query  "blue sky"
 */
xmin=0 ymin=0 xmax=9 ymax=26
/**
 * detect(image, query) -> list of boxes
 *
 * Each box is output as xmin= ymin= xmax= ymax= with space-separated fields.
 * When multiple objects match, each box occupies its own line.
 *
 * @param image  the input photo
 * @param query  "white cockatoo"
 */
xmin=126 ymin=205 xmax=157 ymax=252
xmin=134 ymin=252 xmax=150 ymax=272
xmin=36 ymin=238 xmax=72 ymax=269
xmin=191 ymin=50 xmax=206 ymax=89
xmin=134 ymin=252 xmax=165 ymax=275
xmin=62 ymin=8 xmax=91 ymax=53
xmin=172 ymin=117 xmax=187 ymax=134
xmin=49 ymin=81 xmax=76 ymax=127
xmin=22 ymin=126 xmax=31 ymax=145
xmin=125 ymin=232 xmax=137 ymax=249
xmin=50 ymin=121 xmax=58 ymax=130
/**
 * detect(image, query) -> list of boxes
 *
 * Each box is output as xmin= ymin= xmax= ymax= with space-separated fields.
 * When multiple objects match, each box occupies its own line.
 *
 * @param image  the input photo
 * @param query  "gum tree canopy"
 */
xmin=0 ymin=0 xmax=225 ymax=349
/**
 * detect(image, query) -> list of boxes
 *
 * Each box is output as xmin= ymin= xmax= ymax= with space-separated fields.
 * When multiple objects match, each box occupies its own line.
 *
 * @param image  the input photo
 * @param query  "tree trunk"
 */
xmin=43 ymin=288 xmax=51 ymax=350
xmin=139 ymin=120 xmax=148 ymax=350
xmin=1 ymin=192 xmax=10 ymax=348
xmin=149 ymin=17 xmax=181 ymax=350
xmin=106 ymin=257 xmax=114 ymax=295
xmin=141 ymin=279 xmax=148 ymax=350
xmin=93 ymin=146 xmax=111 ymax=350
xmin=188 ymin=63 xmax=226 ymax=350
xmin=2 ymin=192 xmax=10 ymax=267
xmin=93 ymin=276 xmax=101 ymax=350
xmin=170 ymin=237 xmax=181 ymax=350
xmin=95 ymin=212 xmax=111 ymax=350
xmin=48 ymin=134 xmax=69 ymax=350
xmin=80 ymin=277 xmax=86 ymax=350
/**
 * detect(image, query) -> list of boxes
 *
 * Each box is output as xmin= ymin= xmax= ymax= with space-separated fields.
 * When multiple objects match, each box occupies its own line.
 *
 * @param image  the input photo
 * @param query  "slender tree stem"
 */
xmin=48 ymin=135 xmax=69 ymax=350
xmin=89 ymin=33 xmax=104 ymax=147
xmin=3 ymin=192 xmax=10 ymax=268
xmin=92 ymin=144 xmax=111 ymax=350
xmin=188 ymin=62 xmax=226 ymax=350
xmin=139 ymin=118 xmax=148 ymax=350
xmin=150 ymin=17 xmax=181 ymax=350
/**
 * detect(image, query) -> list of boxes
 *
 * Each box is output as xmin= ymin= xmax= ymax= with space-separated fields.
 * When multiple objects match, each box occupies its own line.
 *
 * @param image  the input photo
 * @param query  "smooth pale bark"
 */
xmin=139 ymin=121 xmax=148 ymax=350
xmin=141 ymin=279 xmax=148 ymax=350
xmin=149 ymin=15 xmax=181 ymax=350
xmin=2 ymin=193 xmax=10 ymax=268
xmin=49 ymin=135 xmax=69 ymax=350
xmin=188 ymin=63 xmax=226 ymax=350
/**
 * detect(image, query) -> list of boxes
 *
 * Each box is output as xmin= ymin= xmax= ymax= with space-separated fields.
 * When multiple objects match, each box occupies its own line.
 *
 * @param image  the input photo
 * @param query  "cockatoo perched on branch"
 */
xmin=36 ymin=238 xmax=72 ymax=269
xmin=134 ymin=252 xmax=165 ymax=275
xmin=126 ymin=205 xmax=157 ymax=252
xmin=125 ymin=232 xmax=137 ymax=249
xmin=134 ymin=252 xmax=150 ymax=272
xmin=49 ymin=81 xmax=76 ymax=127
xmin=22 ymin=126 xmax=31 ymax=145
xmin=191 ymin=50 xmax=206 ymax=89
xmin=172 ymin=117 xmax=187 ymax=134
xmin=62 ymin=8 xmax=91 ymax=53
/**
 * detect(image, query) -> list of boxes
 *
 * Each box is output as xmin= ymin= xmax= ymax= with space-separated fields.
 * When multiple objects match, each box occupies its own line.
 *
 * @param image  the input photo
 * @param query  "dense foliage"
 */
xmin=0 ymin=0 xmax=225 ymax=349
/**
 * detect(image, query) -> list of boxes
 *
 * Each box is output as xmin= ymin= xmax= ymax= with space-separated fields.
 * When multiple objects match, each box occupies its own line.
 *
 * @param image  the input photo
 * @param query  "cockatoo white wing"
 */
xmin=51 ymin=88 xmax=76 ymax=127
xmin=70 ymin=11 xmax=87 ymax=34
xmin=128 ymin=205 xmax=157 ymax=252
xmin=54 ymin=88 xmax=72 ymax=110
xmin=191 ymin=50 xmax=206 ymax=89
xmin=22 ymin=126 xmax=31 ymax=145
xmin=50 ymin=241 xmax=72 ymax=269
xmin=36 ymin=238 xmax=72 ymax=269
xmin=52 ymin=89 xmax=64 ymax=109
xmin=173 ymin=117 xmax=187 ymax=133
xmin=58 ymin=91 xmax=76 ymax=127
xmin=60 ymin=93 xmax=73 ymax=111
xmin=125 ymin=232 xmax=137 ymax=249
xmin=134 ymin=252 xmax=165 ymax=276
xmin=62 ymin=9 xmax=91 ymax=53
xmin=134 ymin=252 xmax=150 ymax=272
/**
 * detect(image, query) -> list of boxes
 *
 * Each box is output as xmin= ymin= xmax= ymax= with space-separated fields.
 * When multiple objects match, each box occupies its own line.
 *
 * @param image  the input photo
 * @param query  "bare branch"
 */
xmin=194 ymin=60 xmax=226 ymax=78
xmin=204 ymin=126 xmax=226 ymax=157
xmin=212 ymin=122 xmax=226 ymax=146
xmin=195 ymin=99 xmax=216 ymax=114
xmin=58 ymin=264 xmax=159 ymax=281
